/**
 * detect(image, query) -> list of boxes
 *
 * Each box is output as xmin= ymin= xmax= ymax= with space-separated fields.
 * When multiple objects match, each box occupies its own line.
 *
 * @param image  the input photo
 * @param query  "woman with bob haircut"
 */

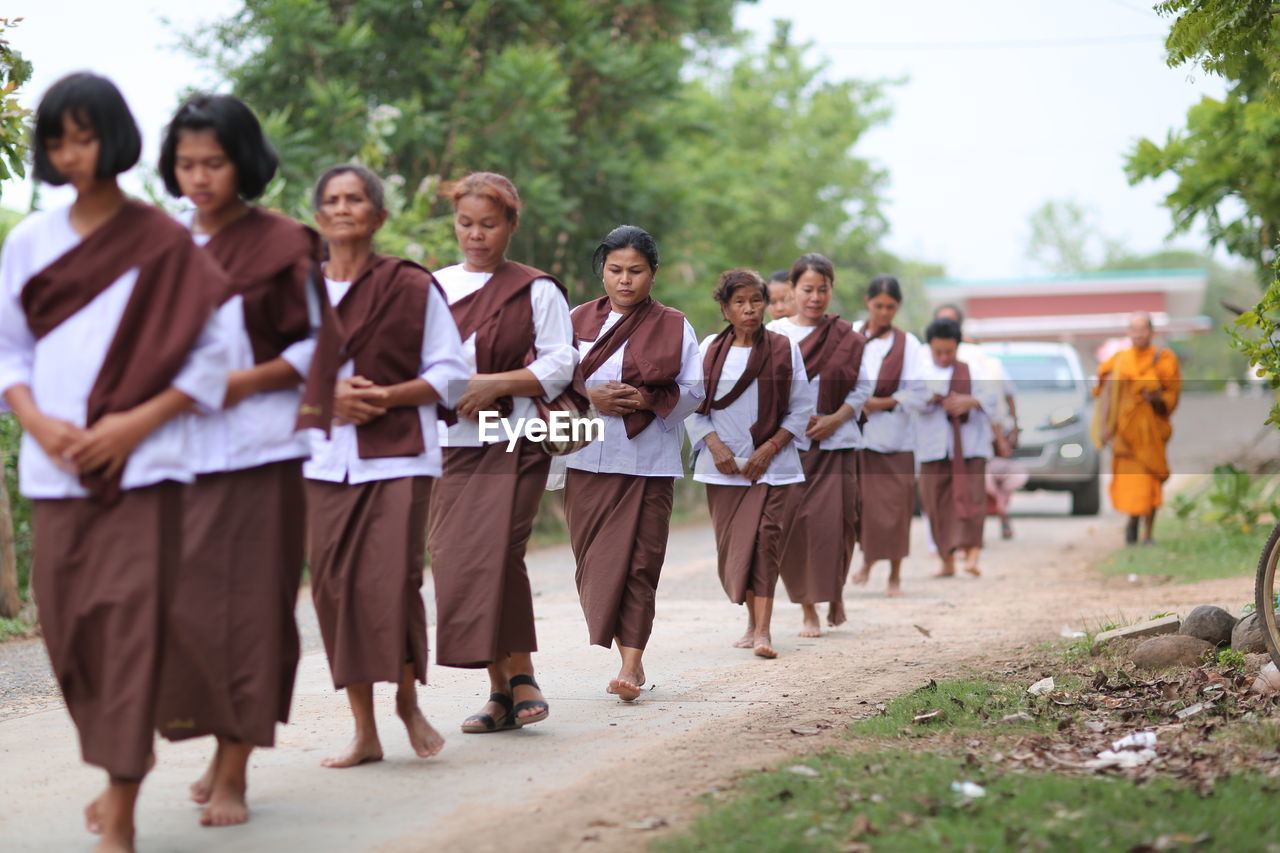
xmin=151 ymin=93 xmax=333 ymax=827
xmin=767 ymin=253 xmax=870 ymax=637
xmin=561 ymin=224 xmax=703 ymax=701
xmin=0 ymin=72 xmax=231 ymax=852
xmin=850 ymin=275 xmax=923 ymax=597
xmin=302 ymin=163 xmax=468 ymax=768
xmin=685 ymin=269 xmax=814 ymax=659
xmin=428 ymin=171 xmax=577 ymax=733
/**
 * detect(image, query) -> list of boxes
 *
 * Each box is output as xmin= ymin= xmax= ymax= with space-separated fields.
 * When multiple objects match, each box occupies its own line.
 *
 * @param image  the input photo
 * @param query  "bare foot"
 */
xmin=398 ymin=699 xmax=445 ymax=758
xmin=799 ymin=604 xmax=822 ymax=637
xmin=732 ymin=629 xmax=756 ymax=649
xmin=964 ymin=564 xmax=981 ymax=577
xmin=85 ymin=789 xmax=106 ymax=835
xmin=886 ymin=577 xmax=903 ymax=597
xmin=320 ymin=735 xmax=383 ymax=768
xmin=200 ymin=780 xmax=248 ymax=828
xmin=851 ymin=564 xmax=870 ymax=586
xmin=607 ymin=677 xmax=643 ymax=701
xmin=189 ymin=750 xmax=218 ymax=805
xmin=753 ymin=633 xmax=778 ymax=659
xmin=827 ymin=599 xmax=847 ymax=627
xmin=932 ymin=555 xmax=956 ymax=578
xmin=94 ymin=835 xmax=134 ymax=853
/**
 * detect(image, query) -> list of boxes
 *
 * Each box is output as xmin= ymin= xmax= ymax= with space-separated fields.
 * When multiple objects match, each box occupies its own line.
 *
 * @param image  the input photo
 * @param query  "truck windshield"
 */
xmin=992 ymin=354 xmax=1077 ymax=391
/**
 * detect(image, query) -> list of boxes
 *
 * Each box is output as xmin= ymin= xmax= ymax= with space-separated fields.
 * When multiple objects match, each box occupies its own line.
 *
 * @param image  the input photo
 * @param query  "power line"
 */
xmin=814 ymin=33 xmax=1162 ymax=52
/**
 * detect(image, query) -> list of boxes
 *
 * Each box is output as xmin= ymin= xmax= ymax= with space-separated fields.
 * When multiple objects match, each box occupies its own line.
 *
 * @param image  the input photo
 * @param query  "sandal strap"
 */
xmin=508 ymin=674 xmax=539 ymax=690
xmin=513 ymin=699 xmax=548 ymax=713
xmin=488 ymin=692 xmax=514 ymax=711
xmin=463 ymin=713 xmax=498 ymax=730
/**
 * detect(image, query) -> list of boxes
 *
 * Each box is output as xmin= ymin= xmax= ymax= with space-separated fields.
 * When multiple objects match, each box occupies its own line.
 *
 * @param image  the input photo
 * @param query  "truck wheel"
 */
xmin=1071 ymin=476 xmax=1101 ymax=516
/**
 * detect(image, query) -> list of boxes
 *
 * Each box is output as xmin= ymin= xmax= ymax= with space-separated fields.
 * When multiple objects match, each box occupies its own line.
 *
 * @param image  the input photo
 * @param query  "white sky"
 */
xmin=3 ymin=0 xmax=1231 ymax=278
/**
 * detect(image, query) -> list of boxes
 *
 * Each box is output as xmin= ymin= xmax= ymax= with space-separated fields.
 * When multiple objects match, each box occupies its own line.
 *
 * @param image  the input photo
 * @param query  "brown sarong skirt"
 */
xmin=705 ymin=482 xmax=791 ymax=603
xmin=919 ymin=457 xmax=987 ymax=555
xmin=156 ymin=460 xmax=304 ymax=746
xmin=857 ymin=449 xmax=915 ymax=562
xmin=428 ymin=438 xmax=550 ymax=668
xmin=32 ymin=482 xmax=182 ymax=781
xmin=780 ymin=448 xmax=858 ymax=605
xmin=565 ymin=469 xmax=674 ymax=649
xmin=306 ymin=476 xmax=431 ymax=689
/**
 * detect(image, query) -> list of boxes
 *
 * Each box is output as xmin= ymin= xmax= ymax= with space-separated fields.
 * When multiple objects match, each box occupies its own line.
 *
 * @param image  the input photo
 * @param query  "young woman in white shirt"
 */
xmin=686 ymin=269 xmax=815 ymax=659
xmin=562 ymin=225 xmax=702 ymax=701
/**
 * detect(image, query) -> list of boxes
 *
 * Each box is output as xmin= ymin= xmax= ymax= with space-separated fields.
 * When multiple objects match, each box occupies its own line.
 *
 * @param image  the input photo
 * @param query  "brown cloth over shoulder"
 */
xmin=798 ymin=315 xmax=866 ymax=417
xmin=439 ymin=260 xmax=569 ymax=425
xmin=573 ymin=295 xmax=686 ymax=438
xmin=946 ymin=360 xmax=981 ymax=519
xmin=203 ymin=206 xmax=324 ymax=363
xmin=298 ymin=254 xmax=434 ymax=458
xmin=696 ymin=326 xmax=793 ymax=449
xmin=20 ymin=199 xmax=226 ymax=504
xmin=857 ymin=323 xmax=905 ymax=428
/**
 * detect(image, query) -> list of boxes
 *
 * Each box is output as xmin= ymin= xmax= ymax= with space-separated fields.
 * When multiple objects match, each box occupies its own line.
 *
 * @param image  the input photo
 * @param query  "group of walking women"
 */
xmin=3 ymin=71 xmax=992 ymax=853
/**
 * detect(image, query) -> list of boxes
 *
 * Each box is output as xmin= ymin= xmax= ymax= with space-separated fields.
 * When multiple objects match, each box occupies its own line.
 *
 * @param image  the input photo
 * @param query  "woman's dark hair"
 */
xmin=925 ymin=316 xmax=962 ymax=343
xmin=592 ymin=224 xmax=659 ymax=277
xmin=312 ymin=164 xmax=386 ymax=214
xmin=789 ymin=253 xmax=834 ymax=286
xmin=865 ymin=274 xmax=903 ymax=304
xmin=159 ymin=94 xmax=278 ymax=200
xmin=767 ymin=270 xmax=791 ymax=285
xmin=713 ymin=268 xmax=768 ymax=305
xmin=33 ymin=72 xmax=141 ymax=186
xmin=933 ymin=302 xmax=965 ymax=326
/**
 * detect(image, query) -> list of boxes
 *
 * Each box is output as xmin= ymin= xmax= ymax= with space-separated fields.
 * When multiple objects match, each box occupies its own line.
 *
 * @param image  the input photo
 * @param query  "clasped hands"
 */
xmin=705 ymin=433 xmax=776 ymax=482
xmin=586 ymin=381 xmax=648 ymax=417
xmin=28 ymin=409 xmax=150 ymax=478
xmin=334 ymin=375 xmax=391 ymax=425
xmin=929 ymin=392 xmax=978 ymax=418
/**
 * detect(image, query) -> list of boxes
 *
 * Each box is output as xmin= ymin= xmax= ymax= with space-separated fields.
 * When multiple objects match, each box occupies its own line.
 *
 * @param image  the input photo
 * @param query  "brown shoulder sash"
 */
xmin=697 ymin=326 xmax=793 ymax=449
xmin=799 ymin=315 xmax=866 ymax=415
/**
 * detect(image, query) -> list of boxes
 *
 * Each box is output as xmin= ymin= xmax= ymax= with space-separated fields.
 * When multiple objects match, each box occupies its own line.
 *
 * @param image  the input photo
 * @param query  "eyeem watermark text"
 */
xmin=478 ymin=410 xmax=604 ymax=451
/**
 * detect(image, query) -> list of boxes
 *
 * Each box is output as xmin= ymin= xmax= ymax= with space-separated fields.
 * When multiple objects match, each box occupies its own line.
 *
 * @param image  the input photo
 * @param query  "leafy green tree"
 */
xmin=0 ymin=17 xmax=32 ymax=193
xmin=1024 ymin=199 xmax=1128 ymax=275
xmin=1126 ymin=1 xmax=1280 ymax=271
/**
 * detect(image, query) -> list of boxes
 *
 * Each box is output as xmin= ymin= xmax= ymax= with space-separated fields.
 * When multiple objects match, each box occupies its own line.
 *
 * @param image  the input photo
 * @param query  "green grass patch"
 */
xmin=0 ymin=613 xmax=35 ymax=641
xmin=655 ymin=750 xmax=1275 ymax=853
xmin=1097 ymin=515 xmax=1259 ymax=583
xmin=848 ymin=678 xmax=1057 ymax=738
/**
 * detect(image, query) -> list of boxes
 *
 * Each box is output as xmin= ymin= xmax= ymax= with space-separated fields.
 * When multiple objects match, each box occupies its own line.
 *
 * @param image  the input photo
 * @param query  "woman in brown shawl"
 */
xmin=766 ymin=254 xmax=869 ymax=637
xmin=302 ymin=164 xmax=468 ymax=768
xmin=685 ymin=270 xmax=815 ymax=659
xmin=850 ymin=276 xmax=924 ymax=597
xmin=428 ymin=173 xmax=578 ymax=732
xmin=561 ymin=225 xmax=703 ymax=700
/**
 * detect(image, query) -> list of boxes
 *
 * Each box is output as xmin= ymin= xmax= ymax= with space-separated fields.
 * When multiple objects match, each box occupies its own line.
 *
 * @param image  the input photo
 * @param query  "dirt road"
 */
xmin=0 ymin=392 xmax=1272 ymax=852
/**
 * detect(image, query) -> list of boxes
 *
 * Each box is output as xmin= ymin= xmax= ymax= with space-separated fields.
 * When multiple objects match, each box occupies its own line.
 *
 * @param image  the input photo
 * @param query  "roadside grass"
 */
xmin=1096 ymin=515 xmax=1258 ymax=583
xmin=847 ymin=678 xmax=1061 ymax=738
xmin=0 ymin=612 xmax=35 ymax=641
xmin=654 ymin=751 xmax=1272 ymax=853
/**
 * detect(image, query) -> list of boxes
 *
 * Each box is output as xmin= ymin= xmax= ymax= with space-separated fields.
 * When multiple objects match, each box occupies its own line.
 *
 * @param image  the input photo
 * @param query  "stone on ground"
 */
xmin=1231 ymin=611 xmax=1280 ymax=654
xmin=1129 ymin=635 xmax=1214 ymax=670
xmin=1091 ymin=614 xmax=1181 ymax=653
xmin=1179 ymin=605 xmax=1237 ymax=647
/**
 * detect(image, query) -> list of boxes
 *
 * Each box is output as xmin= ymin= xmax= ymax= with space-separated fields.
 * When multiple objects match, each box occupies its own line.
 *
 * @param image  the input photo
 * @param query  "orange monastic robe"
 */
xmin=1093 ymin=345 xmax=1181 ymax=516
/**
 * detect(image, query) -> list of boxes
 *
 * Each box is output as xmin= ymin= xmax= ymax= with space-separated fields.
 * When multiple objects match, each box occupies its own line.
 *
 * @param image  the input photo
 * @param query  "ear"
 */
xmin=374 ymin=208 xmax=390 ymax=230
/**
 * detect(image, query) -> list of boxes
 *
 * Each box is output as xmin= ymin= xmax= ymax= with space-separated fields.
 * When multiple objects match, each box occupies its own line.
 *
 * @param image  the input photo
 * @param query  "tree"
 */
xmin=1024 ymin=199 xmax=1127 ymax=275
xmin=655 ymin=20 xmax=891 ymax=330
xmin=185 ymin=0 xmax=744 ymax=303
xmin=1126 ymin=1 xmax=1280 ymax=272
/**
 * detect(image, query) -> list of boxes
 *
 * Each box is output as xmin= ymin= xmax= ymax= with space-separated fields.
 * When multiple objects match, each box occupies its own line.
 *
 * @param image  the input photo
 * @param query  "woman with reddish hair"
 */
xmin=428 ymin=172 xmax=578 ymax=732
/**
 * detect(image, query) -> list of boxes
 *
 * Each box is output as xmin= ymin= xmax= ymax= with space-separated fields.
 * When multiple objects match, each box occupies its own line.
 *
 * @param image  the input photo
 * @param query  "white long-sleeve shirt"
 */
xmin=432 ymin=264 xmax=578 ymax=448
xmin=685 ymin=335 xmax=815 ymax=487
xmin=303 ymin=277 xmax=468 ymax=483
xmin=181 ymin=218 xmax=319 ymax=474
xmin=859 ymin=329 xmax=924 ymax=455
xmin=765 ymin=316 xmax=872 ymax=451
xmin=0 ymin=204 xmax=229 ymax=498
xmin=913 ymin=357 xmax=1000 ymax=463
xmin=563 ymin=311 xmax=703 ymax=478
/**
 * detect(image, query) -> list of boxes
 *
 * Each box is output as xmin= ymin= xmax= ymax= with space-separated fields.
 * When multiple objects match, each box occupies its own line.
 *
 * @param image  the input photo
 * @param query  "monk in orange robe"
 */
xmin=1093 ymin=312 xmax=1180 ymax=544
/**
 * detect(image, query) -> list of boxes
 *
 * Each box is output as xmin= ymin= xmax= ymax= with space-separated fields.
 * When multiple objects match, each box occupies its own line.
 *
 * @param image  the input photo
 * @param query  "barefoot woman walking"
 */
xmin=767 ymin=254 xmax=870 ymax=637
xmin=563 ymin=225 xmax=702 ymax=700
xmin=429 ymin=172 xmax=577 ymax=731
xmin=303 ymin=164 xmax=468 ymax=767
xmin=686 ymin=269 xmax=814 ymax=659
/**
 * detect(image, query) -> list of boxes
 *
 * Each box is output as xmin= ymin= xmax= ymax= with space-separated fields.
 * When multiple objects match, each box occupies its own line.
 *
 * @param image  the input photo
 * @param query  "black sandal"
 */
xmin=509 ymin=674 xmax=550 ymax=727
xmin=461 ymin=692 xmax=516 ymax=734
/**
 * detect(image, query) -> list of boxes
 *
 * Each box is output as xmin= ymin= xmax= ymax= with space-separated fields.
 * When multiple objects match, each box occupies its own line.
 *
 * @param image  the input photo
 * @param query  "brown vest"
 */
xmin=858 ymin=324 xmax=906 ymax=427
xmin=202 ymin=207 xmax=323 ymax=364
xmin=947 ymin=360 xmax=980 ymax=518
xmin=696 ymin=326 xmax=794 ymax=449
xmin=332 ymin=255 xmax=433 ymax=459
xmin=573 ymin=296 xmax=686 ymax=438
xmin=21 ymin=199 xmax=226 ymax=504
xmin=440 ymin=260 xmax=568 ymax=424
